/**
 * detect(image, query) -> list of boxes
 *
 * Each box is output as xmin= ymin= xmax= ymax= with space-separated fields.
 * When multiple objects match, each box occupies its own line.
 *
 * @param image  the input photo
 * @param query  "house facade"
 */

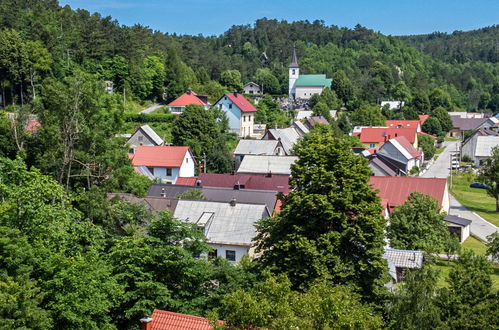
xmin=354 ymin=127 xmax=419 ymax=149
xmin=377 ymin=136 xmax=423 ymax=174
xmin=166 ymin=90 xmax=210 ymax=114
xmin=126 ymin=125 xmax=164 ymax=153
xmin=462 ymin=134 xmax=499 ymax=165
xmin=131 ymin=146 xmax=195 ymax=183
xmin=288 ymin=48 xmax=332 ymax=100
xmin=214 ymin=93 xmax=257 ymax=137
xmin=243 ymin=82 xmax=261 ymax=94
xmin=233 ymin=139 xmax=286 ymax=169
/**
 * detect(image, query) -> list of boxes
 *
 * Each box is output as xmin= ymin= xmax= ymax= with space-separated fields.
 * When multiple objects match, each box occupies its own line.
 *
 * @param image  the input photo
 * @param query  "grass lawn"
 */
xmin=449 ymin=173 xmax=499 ymax=227
xmin=445 ymin=137 xmax=460 ymax=141
xmin=122 ymin=121 xmax=174 ymax=143
xmin=431 ymin=260 xmax=499 ymax=290
xmin=435 ymin=146 xmax=446 ymax=155
xmin=461 ymin=236 xmax=488 ymax=255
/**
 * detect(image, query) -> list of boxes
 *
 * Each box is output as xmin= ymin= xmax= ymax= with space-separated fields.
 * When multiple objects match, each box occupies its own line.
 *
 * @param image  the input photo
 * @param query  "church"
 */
xmin=288 ymin=48 xmax=332 ymax=100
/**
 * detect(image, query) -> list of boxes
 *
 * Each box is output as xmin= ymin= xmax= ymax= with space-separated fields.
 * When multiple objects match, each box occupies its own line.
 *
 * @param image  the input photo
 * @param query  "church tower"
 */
xmin=288 ymin=47 xmax=299 ymax=99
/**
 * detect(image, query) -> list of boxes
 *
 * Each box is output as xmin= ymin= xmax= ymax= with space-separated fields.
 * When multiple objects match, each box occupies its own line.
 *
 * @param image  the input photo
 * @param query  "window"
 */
xmin=369 ymin=144 xmax=376 ymax=148
xmin=243 ymin=115 xmax=246 ymax=122
xmin=229 ymin=104 xmax=233 ymax=109
xmin=208 ymin=249 xmax=217 ymax=259
xmin=186 ymin=157 xmax=188 ymax=163
xmin=292 ymin=69 xmax=295 ymax=75
xmin=224 ymin=96 xmax=227 ymax=100
xmin=249 ymin=115 xmax=251 ymax=121
xmin=138 ymin=136 xmax=143 ymax=142
xmin=147 ymin=167 xmax=154 ymax=175
xmin=225 ymin=250 xmax=236 ymax=261
xmin=166 ymin=168 xmax=172 ymax=176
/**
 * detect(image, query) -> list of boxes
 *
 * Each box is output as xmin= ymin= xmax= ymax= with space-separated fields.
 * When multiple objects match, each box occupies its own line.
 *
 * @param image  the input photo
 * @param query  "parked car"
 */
xmin=469 ymin=182 xmax=490 ymax=189
xmin=451 ymin=160 xmax=460 ymax=169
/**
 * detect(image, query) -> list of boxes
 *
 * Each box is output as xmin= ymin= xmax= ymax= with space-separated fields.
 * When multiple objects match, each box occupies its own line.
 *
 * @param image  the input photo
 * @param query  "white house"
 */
xmin=381 ymin=101 xmax=405 ymax=110
xmin=445 ymin=215 xmax=471 ymax=243
xmin=126 ymin=124 xmax=164 ymax=153
xmin=173 ymin=200 xmax=271 ymax=263
xmin=233 ymin=139 xmax=286 ymax=169
xmin=131 ymin=145 xmax=195 ymax=184
xmin=243 ymin=82 xmax=261 ymax=94
xmin=166 ymin=90 xmax=210 ymax=114
xmin=462 ymin=134 xmax=499 ymax=165
xmin=214 ymin=93 xmax=257 ymax=137
xmin=288 ymin=48 xmax=332 ymax=100
xmin=377 ymin=136 xmax=423 ymax=174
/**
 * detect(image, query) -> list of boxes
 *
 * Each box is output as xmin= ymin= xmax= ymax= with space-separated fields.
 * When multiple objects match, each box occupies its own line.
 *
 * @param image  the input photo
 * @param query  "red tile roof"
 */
xmin=195 ymin=173 xmax=290 ymax=194
xmin=224 ymin=93 xmax=257 ymax=112
xmin=369 ymin=176 xmax=447 ymax=209
xmin=386 ymin=120 xmax=420 ymax=129
xmin=168 ymin=91 xmax=209 ymax=107
xmin=418 ymin=115 xmax=430 ymax=125
xmin=146 ymin=309 xmax=223 ymax=330
xmin=390 ymin=136 xmax=422 ymax=158
xmin=175 ymin=177 xmax=198 ymax=186
xmin=357 ymin=127 xmax=418 ymax=144
xmin=132 ymin=146 xmax=190 ymax=168
xmin=418 ymin=131 xmax=437 ymax=139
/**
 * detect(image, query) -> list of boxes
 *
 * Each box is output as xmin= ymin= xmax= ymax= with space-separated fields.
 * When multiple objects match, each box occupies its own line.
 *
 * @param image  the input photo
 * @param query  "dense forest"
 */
xmin=0 ymin=1 xmax=498 ymax=329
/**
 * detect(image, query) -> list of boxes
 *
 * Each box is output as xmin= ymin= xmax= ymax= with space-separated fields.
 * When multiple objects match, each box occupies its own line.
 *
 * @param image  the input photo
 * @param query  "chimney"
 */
xmin=230 ymin=198 xmax=237 ymax=206
xmin=140 ymin=316 xmax=153 ymax=330
xmin=160 ymin=188 xmax=166 ymax=198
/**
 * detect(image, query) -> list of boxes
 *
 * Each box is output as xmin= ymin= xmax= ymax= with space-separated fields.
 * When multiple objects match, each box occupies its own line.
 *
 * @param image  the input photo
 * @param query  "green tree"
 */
xmin=220 ymin=70 xmax=243 ymax=92
xmin=478 ymin=146 xmax=499 ymax=212
xmin=255 ymin=131 xmax=388 ymax=300
xmin=411 ymin=91 xmax=430 ymax=114
xmin=351 ymin=103 xmax=386 ymax=126
xmin=422 ymin=117 xmax=443 ymax=136
xmin=254 ymin=94 xmax=288 ymax=128
xmin=24 ymin=40 xmax=52 ymax=99
xmin=333 ymin=70 xmax=355 ymax=105
xmin=253 ymin=68 xmax=279 ymax=94
xmin=418 ymin=134 xmax=436 ymax=160
xmin=318 ymin=87 xmax=341 ymax=110
xmin=429 ymin=88 xmax=454 ymax=111
xmin=176 ymin=189 xmax=205 ymax=200
xmin=430 ymin=106 xmax=453 ymax=133
xmin=387 ymin=192 xmax=451 ymax=253
xmin=486 ymin=232 xmax=499 ymax=261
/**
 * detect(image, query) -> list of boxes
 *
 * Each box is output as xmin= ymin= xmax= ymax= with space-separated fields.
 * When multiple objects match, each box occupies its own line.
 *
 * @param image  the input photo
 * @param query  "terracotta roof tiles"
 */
xmin=146 ymin=309 xmax=223 ymax=330
xmin=132 ymin=146 xmax=190 ymax=168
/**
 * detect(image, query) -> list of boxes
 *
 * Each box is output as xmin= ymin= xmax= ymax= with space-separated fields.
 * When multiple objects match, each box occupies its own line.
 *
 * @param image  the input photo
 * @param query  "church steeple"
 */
xmin=289 ymin=47 xmax=299 ymax=68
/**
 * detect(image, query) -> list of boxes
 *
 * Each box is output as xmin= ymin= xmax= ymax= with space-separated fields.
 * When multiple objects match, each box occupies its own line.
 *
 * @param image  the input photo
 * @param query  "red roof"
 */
xmin=418 ymin=115 xmax=430 ymax=125
xmin=390 ymin=136 xmax=422 ymax=158
xmin=132 ymin=146 xmax=190 ymax=167
xmin=386 ymin=120 xmax=420 ymax=129
xmin=25 ymin=120 xmax=41 ymax=132
xmin=146 ymin=309 xmax=223 ymax=330
xmin=168 ymin=91 xmax=209 ymax=107
xmin=195 ymin=173 xmax=290 ymax=194
xmin=357 ymin=127 xmax=418 ymax=145
xmin=369 ymin=176 xmax=447 ymax=209
xmin=224 ymin=93 xmax=257 ymax=112
xmin=175 ymin=177 xmax=198 ymax=185
xmin=418 ymin=131 xmax=437 ymax=139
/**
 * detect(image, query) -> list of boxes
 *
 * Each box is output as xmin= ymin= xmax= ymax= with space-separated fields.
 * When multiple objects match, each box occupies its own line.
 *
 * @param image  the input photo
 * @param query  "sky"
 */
xmin=59 ymin=0 xmax=499 ymax=36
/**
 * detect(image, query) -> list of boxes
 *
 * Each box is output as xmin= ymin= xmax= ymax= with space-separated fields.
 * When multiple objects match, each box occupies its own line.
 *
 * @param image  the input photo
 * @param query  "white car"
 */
xmin=451 ymin=160 xmax=460 ymax=169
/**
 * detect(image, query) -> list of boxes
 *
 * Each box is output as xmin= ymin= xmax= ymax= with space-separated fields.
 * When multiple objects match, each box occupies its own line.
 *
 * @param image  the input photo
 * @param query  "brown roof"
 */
xmin=107 ymin=193 xmax=178 ymax=213
xmin=196 ymin=173 xmax=290 ymax=194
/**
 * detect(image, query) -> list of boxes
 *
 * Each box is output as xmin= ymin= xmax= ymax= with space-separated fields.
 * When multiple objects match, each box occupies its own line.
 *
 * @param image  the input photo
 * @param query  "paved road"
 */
xmin=140 ymin=103 xmax=163 ymax=114
xmin=422 ymin=141 xmax=498 ymax=241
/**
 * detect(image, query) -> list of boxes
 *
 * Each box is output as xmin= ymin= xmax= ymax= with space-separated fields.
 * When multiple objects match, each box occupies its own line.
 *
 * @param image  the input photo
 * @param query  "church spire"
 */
xmin=289 ymin=47 xmax=299 ymax=68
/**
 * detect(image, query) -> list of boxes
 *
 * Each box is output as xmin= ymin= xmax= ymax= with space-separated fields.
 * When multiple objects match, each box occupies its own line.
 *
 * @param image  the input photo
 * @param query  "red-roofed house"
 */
xmin=140 ymin=309 xmax=223 ymax=330
xmin=377 ymin=136 xmax=423 ymax=173
xmin=386 ymin=120 xmax=421 ymax=132
xmin=167 ymin=90 xmax=210 ymax=114
xmin=418 ymin=115 xmax=430 ymax=125
xmin=369 ymin=176 xmax=449 ymax=213
xmin=131 ymin=146 xmax=195 ymax=183
xmin=214 ymin=93 xmax=257 ymax=137
xmin=192 ymin=173 xmax=290 ymax=194
xmin=354 ymin=127 xmax=419 ymax=149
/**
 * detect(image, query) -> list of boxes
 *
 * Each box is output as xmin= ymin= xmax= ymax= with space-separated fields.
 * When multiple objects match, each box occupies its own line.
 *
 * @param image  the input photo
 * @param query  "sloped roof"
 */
xmin=292 ymin=121 xmax=310 ymax=135
xmin=132 ymin=146 xmax=190 ymax=167
xmin=107 ymin=193 xmax=177 ymax=213
xmin=295 ymin=74 xmax=332 ymax=87
xmin=357 ymin=127 xmax=418 ymax=144
xmin=175 ymin=177 xmax=198 ymax=186
xmin=196 ymin=173 xmax=290 ymax=194
xmin=237 ymin=155 xmax=298 ymax=176
xmin=418 ymin=115 xmax=430 ymax=125
xmin=167 ymin=91 xmax=209 ymax=107
xmin=173 ymin=200 xmax=270 ymax=246
xmin=445 ymin=215 xmax=472 ymax=227
xmin=386 ymin=120 xmax=421 ymax=130
xmin=146 ymin=309 xmax=223 ymax=330
xmin=385 ymin=136 xmax=422 ymax=159
xmin=369 ymin=156 xmax=397 ymax=176
xmin=383 ymin=248 xmax=424 ymax=269
xmin=140 ymin=124 xmax=164 ymax=145
xmin=266 ymin=127 xmax=301 ymax=154
xmin=296 ymin=110 xmax=313 ymax=120
xmin=474 ymin=136 xmax=499 ymax=157
xmin=307 ymin=116 xmax=329 ymax=126
xmin=234 ymin=139 xmax=280 ymax=156
xmin=369 ymin=176 xmax=447 ymax=208
xmin=289 ymin=47 xmax=299 ymax=68
xmin=224 ymin=93 xmax=257 ymax=112
xmin=451 ymin=116 xmax=487 ymax=131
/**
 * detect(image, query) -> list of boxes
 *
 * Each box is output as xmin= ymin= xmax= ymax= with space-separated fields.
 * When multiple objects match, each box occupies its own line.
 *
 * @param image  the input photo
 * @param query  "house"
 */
xmin=305 ymin=116 xmax=329 ymax=129
xmin=449 ymin=116 xmax=488 ymax=138
xmin=377 ymin=136 xmax=423 ymax=174
xmin=296 ymin=110 xmax=337 ymax=121
xmin=263 ymin=127 xmax=302 ymax=154
xmin=354 ymin=127 xmax=419 ymax=149
xmin=166 ymin=90 xmax=210 ymax=114
xmin=173 ymin=200 xmax=270 ymax=262
xmin=253 ymin=123 xmax=267 ymax=138
xmin=234 ymin=139 xmax=286 ymax=168
xmin=418 ymin=114 xmax=430 ymax=125
xmin=193 ymin=173 xmax=291 ymax=194
xmin=140 ymin=309 xmax=223 ymax=330
xmin=381 ymin=101 xmax=405 ymax=110
xmin=383 ymin=248 xmax=424 ymax=284
xmin=236 ymin=155 xmax=298 ymax=176
xmin=444 ymin=215 xmax=472 ymax=243
xmin=243 ymin=82 xmax=261 ymax=94
xmin=126 ymin=125 xmax=164 ymax=153
xmin=131 ymin=146 xmax=195 ymax=183
xmin=386 ymin=120 xmax=421 ymax=132
xmin=107 ymin=193 xmax=178 ymax=214
xmin=369 ymin=176 xmax=450 ymax=213
xmin=368 ymin=154 xmax=399 ymax=176
xmin=292 ymin=121 xmax=310 ymax=136
xmin=288 ymin=48 xmax=332 ymax=100
xmin=149 ymin=184 xmax=279 ymax=212
xmin=461 ymin=134 xmax=499 ymax=165
xmin=448 ymin=112 xmax=486 ymax=119
xmin=214 ymin=93 xmax=257 ymax=137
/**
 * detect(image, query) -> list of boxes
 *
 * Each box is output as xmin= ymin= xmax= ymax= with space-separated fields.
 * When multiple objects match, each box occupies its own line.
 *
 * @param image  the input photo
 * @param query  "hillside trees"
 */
xmin=351 ymin=103 xmax=386 ymax=126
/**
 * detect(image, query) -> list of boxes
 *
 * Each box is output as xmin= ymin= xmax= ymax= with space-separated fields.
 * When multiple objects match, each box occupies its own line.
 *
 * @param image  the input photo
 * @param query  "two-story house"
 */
xmin=166 ymin=90 xmax=210 ymax=114
xmin=214 ymin=93 xmax=257 ymax=137
xmin=131 ymin=145 xmax=195 ymax=183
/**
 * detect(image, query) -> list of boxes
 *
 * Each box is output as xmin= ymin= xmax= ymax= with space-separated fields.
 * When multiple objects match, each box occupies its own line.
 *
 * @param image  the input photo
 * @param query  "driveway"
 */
xmin=140 ymin=103 xmax=163 ymax=114
xmin=422 ymin=141 xmax=498 ymax=241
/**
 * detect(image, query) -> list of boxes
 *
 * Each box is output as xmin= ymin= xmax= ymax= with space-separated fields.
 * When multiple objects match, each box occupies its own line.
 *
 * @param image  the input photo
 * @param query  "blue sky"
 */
xmin=59 ymin=0 xmax=499 ymax=36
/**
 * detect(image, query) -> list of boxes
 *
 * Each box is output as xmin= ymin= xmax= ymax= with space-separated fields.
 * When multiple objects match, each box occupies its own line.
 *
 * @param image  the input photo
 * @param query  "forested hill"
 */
xmin=0 ymin=0 xmax=498 ymax=112
xmin=398 ymin=25 xmax=499 ymax=64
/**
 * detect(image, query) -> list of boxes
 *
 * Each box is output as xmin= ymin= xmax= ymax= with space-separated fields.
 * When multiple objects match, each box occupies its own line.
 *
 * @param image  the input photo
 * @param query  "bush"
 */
xmin=124 ymin=113 xmax=176 ymax=123
xmin=462 ymin=154 xmax=472 ymax=162
xmin=409 ymin=166 xmax=420 ymax=175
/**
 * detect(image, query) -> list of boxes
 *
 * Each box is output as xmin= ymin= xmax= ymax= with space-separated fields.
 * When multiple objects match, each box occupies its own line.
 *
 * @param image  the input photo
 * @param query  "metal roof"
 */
xmin=383 ymin=248 xmax=424 ymax=269
xmin=237 ymin=155 xmax=298 ymax=176
xmin=474 ymin=136 xmax=499 ymax=157
xmin=295 ymin=74 xmax=332 ymax=87
xmin=140 ymin=125 xmax=164 ymax=146
xmin=266 ymin=127 xmax=301 ymax=154
xmin=289 ymin=47 xmax=299 ymax=68
xmin=292 ymin=121 xmax=310 ymax=135
xmin=234 ymin=139 xmax=280 ymax=156
xmin=451 ymin=116 xmax=487 ymax=131
xmin=173 ymin=200 xmax=270 ymax=246
xmin=445 ymin=215 xmax=472 ymax=227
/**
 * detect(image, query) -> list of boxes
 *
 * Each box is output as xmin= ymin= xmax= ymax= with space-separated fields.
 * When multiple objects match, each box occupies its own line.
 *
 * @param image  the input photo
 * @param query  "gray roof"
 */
xmin=475 ymin=136 xmax=499 ymax=157
xmin=292 ymin=121 xmax=309 ymax=136
xmin=451 ymin=116 xmax=487 ymax=131
xmin=445 ymin=215 xmax=472 ymax=227
xmin=148 ymin=184 xmax=278 ymax=211
xmin=173 ymin=200 xmax=270 ymax=246
xmin=140 ymin=125 xmax=164 ymax=145
xmin=234 ymin=139 xmax=280 ymax=156
xmin=107 ymin=193 xmax=178 ymax=213
xmin=369 ymin=156 xmax=397 ymax=176
xmin=266 ymin=127 xmax=301 ymax=154
xmin=289 ymin=47 xmax=299 ymax=68
xmin=237 ymin=155 xmax=298 ymax=175
xmin=296 ymin=110 xmax=313 ymax=120
xmin=383 ymin=248 xmax=424 ymax=269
